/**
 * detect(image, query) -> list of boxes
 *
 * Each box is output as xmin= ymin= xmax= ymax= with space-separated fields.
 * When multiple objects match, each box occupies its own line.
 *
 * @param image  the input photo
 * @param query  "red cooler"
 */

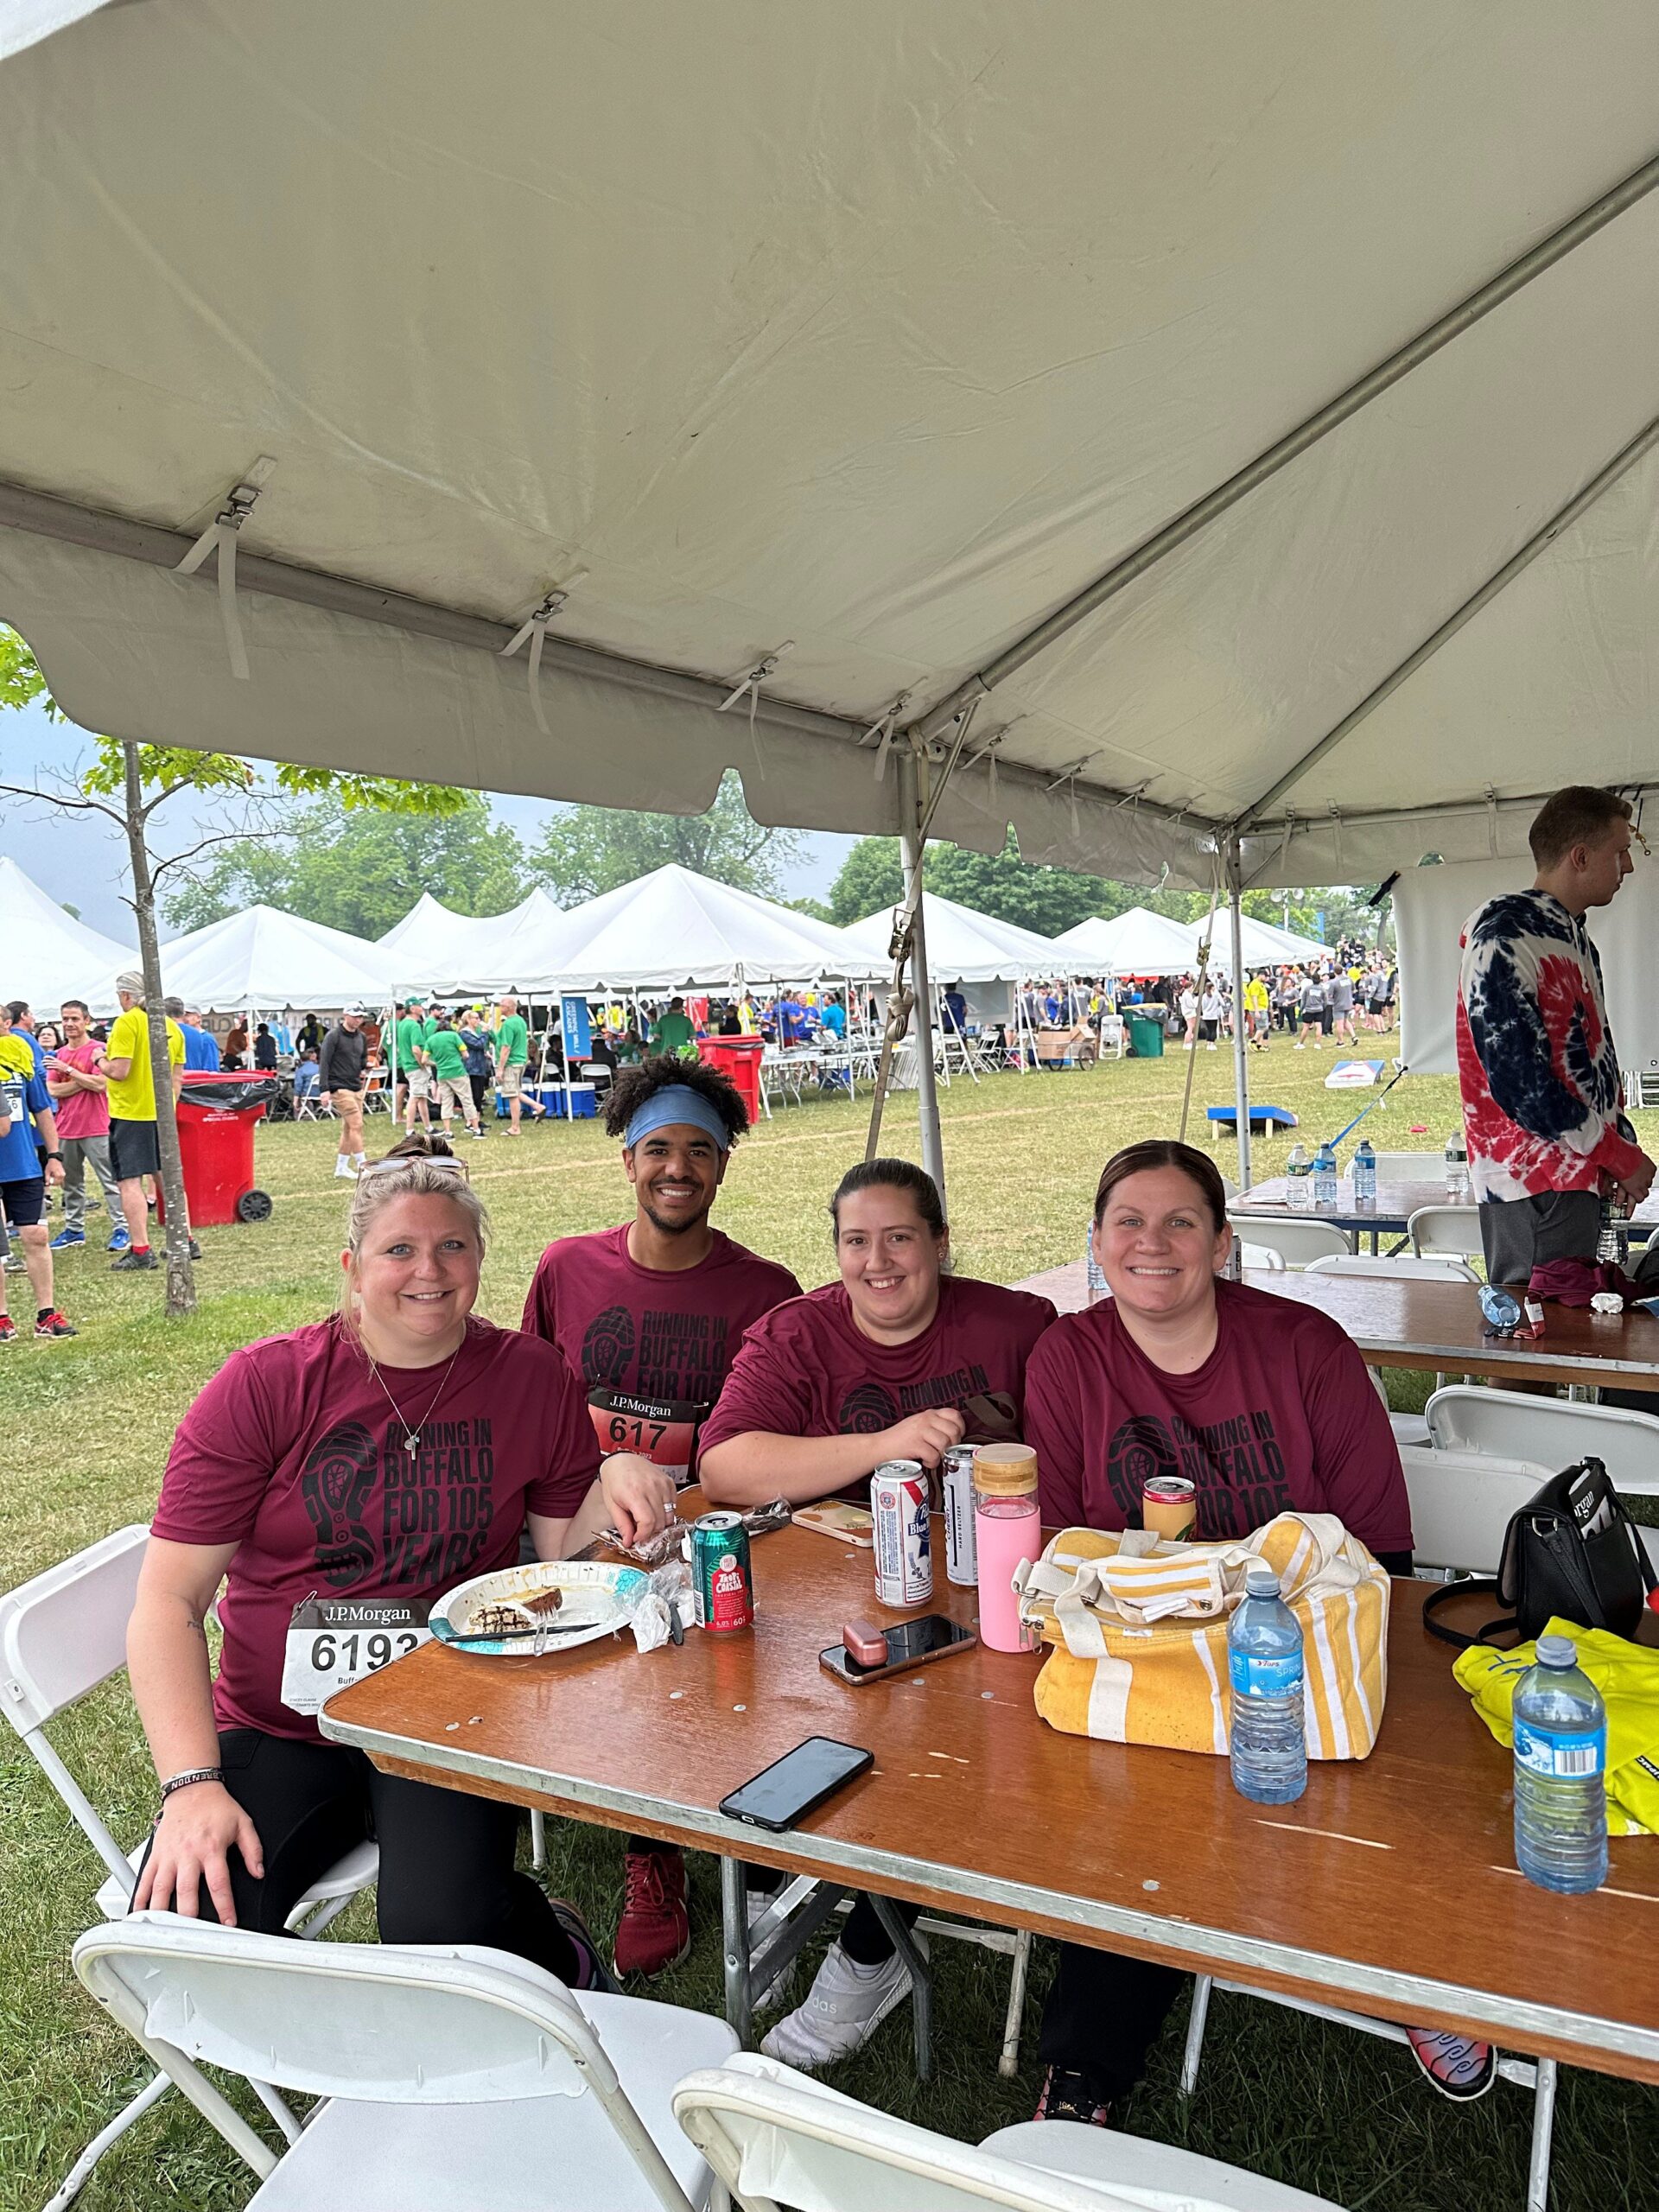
xmin=165 ymin=1072 xmax=277 ymax=1226
xmin=697 ymin=1035 xmax=764 ymax=1123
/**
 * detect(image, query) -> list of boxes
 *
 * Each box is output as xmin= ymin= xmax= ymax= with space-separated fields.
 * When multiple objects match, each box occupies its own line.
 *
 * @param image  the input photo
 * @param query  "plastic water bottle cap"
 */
xmin=1535 ymin=1634 xmax=1576 ymax=1669
xmin=1244 ymin=1564 xmax=1280 ymax=1597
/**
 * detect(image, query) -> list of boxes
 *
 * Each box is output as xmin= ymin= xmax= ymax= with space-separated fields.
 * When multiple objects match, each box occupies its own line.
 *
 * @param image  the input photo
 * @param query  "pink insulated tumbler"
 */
xmin=972 ymin=1443 xmax=1039 ymax=1653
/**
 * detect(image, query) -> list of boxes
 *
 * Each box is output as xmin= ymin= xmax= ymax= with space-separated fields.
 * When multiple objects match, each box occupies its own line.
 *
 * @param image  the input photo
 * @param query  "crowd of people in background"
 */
xmin=1135 ymin=944 xmax=1397 ymax=1053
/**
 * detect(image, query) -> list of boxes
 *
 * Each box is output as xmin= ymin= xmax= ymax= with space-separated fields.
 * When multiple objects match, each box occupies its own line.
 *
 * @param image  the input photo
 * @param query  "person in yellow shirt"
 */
xmin=1241 ymin=970 xmax=1270 ymax=1051
xmin=103 ymin=972 xmax=192 ymax=1272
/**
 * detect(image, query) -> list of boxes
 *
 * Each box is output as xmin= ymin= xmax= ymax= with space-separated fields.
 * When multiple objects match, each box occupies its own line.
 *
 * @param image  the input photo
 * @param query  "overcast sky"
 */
xmin=0 ymin=699 xmax=854 ymax=940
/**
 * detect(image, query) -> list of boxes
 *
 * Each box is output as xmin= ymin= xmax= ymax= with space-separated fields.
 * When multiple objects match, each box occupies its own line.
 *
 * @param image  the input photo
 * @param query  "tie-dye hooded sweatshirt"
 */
xmin=1456 ymin=890 xmax=1642 ymax=1205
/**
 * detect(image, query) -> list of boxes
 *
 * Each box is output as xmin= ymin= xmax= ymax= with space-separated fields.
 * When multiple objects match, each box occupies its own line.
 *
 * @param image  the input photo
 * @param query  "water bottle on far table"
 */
xmin=1228 ymin=1564 xmax=1306 ymax=1804
xmin=1313 ymin=1144 xmax=1338 ymax=1210
xmin=1445 ymin=1131 xmax=1470 ymax=1198
xmin=1353 ymin=1138 xmax=1377 ymax=1209
xmin=1285 ymin=1144 xmax=1311 ymax=1211
xmin=1084 ymin=1217 xmax=1109 ymax=1303
xmin=1512 ymin=1635 xmax=1608 ymax=1894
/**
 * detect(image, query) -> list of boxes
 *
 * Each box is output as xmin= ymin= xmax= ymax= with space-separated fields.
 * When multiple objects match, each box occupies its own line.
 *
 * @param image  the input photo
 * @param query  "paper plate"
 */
xmin=431 ymin=1558 xmax=650 ymax=1656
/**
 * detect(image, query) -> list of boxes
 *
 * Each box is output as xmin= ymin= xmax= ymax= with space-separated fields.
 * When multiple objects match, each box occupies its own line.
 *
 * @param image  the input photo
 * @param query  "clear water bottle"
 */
xmin=1353 ymin=1139 xmax=1377 ymax=1209
xmin=1084 ymin=1218 xmax=1109 ymax=1303
xmin=1512 ymin=1635 xmax=1607 ymax=1894
xmin=1228 ymin=1564 xmax=1306 ymax=1804
xmin=1285 ymin=1144 xmax=1311 ymax=1211
xmin=1597 ymin=1193 xmax=1630 ymax=1268
xmin=1445 ymin=1131 xmax=1469 ymax=1198
xmin=1313 ymin=1144 xmax=1338 ymax=1210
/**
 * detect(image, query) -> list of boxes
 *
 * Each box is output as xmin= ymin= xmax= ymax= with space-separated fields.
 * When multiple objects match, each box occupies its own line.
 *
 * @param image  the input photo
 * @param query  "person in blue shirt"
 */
xmin=776 ymin=995 xmax=808 ymax=1047
xmin=168 ymin=1000 xmax=221 ymax=1071
xmin=818 ymin=994 xmax=847 ymax=1041
xmin=0 ymin=1008 xmax=74 ymax=1341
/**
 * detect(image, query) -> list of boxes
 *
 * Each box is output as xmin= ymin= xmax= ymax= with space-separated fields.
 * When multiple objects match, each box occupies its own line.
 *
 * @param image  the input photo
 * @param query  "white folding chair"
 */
xmin=1426 ymin=1385 xmax=1659 ymax=1496
xmin=1306 ymin=1253 xmax=1478 ymax=1283
xmin=1183 ymin=1447 xmax=1579 ymax=2212
xmin=1226 ymin=1214 xmax=1352 ymax=1267
xmin=1408 ymin=1205 xmax=1484 ymax=1263
xmin=1236 ymin=1242 xmax=1287 ymax=1272
xmin=1 ymin=1528 xmax=378 ymax=2210
xmin=75 ymin=1913 xmax=737 ymax=2211
xmin=292 ymin=1082 xmax=322 ymax=1121
xmin=673 ymin=2050 xmax=1345 ymax=2212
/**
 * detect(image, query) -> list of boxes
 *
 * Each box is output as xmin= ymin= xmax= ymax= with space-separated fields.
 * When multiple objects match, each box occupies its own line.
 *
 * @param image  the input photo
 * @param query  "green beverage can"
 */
xmin=691 ymin=1511 xmax=754 ymax=1632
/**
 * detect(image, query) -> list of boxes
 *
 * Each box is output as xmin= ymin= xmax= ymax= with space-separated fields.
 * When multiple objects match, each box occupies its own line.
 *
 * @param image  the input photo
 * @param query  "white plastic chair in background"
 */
xmin=1426 ymin=1386 xmax=1659 ymax=1496
xmin=1184 ymin=1446 xmax=1584 ymax=2212
xmin=1226 ymin=1214 xmax=1352 ymax=1268
xmin=673 ymin=2050 xmax=1346 ymax=2212
xmin=75 ymin=1913 xmax=738 ymax=2211
xmin=1408 ymin=1205 xmax=1485 ymax=1263
xmin=0 ymin=1528 xmax=378 ymax=2211
xmin=1236 ymin=1242 xmax=1287 ymax=1272
xmin=1305 ymin=1253 xmax=1478 ymax=1283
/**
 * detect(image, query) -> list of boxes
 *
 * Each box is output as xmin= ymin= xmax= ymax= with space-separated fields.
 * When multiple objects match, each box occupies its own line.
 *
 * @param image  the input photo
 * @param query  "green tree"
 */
xmin=163 ymin=793 xmax=528 ymax=937
xmin=928 ymin=831 xmax=1107 ymax=935
xmin=826 ymin=836 xmax=905 ymax=924
xmin=1 ymin=625 xmax=473 ymax=1316
xmin=527 ymin=770 xmax=801 ymax=906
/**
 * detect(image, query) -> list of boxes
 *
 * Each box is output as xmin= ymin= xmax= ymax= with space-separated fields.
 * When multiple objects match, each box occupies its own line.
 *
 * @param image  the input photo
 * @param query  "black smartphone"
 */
xmin=717 ymin=1736 xmax=874 ymax=1833
xmin=820 ymin=1614 xmax=977 ymax=1688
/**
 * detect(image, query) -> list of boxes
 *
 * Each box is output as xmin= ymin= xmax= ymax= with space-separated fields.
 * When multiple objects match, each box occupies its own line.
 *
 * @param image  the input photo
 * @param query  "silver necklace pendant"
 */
xmin=404 ymin=1432 xmax=419 ymax=1456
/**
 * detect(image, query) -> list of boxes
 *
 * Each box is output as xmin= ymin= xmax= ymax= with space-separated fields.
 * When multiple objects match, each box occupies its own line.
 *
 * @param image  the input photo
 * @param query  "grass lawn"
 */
xmin=5 ymin=1035 xmax=1656 ymax=2210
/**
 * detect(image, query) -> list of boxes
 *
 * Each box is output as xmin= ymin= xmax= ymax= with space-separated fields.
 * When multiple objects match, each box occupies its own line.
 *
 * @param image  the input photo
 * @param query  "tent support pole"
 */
xmin=909 ymin=145 xmax=1659 ymax=746
xmin=1225 ymin=838 xmax=1252 ymax=1192
xmin=1231 ymin=409 xmax=1659 ymax=842
xmin=899 ymin=757 xmax=947 ymax=1207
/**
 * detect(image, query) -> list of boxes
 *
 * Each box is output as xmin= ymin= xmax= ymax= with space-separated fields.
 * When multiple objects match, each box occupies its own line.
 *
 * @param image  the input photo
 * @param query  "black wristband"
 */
xmin=159 ymin=1765 xmax=224 ymax=1800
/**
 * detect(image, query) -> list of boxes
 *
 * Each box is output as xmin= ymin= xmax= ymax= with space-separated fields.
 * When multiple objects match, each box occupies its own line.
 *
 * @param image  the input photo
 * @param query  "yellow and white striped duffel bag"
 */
xmin=1014 ymin=1512 xmax=1389 ymax=1759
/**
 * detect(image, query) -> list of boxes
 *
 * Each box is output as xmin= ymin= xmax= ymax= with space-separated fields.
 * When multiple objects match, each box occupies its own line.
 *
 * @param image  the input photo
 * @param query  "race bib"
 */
xmin=588 ymin=1385 xmax=705 ymax=1484
xmin=280 ymin=1595 xmax=431 ymax=1716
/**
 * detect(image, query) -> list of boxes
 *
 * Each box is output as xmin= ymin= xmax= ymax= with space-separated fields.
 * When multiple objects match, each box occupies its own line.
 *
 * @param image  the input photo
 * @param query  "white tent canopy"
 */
xmin=1054 ymin=909 xmax=1198 ymax=978
xmin=134 ymin=905 xmax=397 ymax=1014
xmin=1179 ymin=912 xmax=1332 ymax=971
xmin=842 ymin=892 xmax=1066 ymax=986
xmin=505 ymin=864 xmax=878 ymax=995
xmin=377 ymin=887 xmax=568 ymax=997
xmin=3 ymin=3 xmax=1659 ymax=901
xmin=0 ymin=853 xmax=135 ymax=1014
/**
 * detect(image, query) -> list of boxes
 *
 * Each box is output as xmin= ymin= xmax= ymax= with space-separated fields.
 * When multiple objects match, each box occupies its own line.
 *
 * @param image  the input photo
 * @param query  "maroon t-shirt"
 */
xmin=1024 ymin=1280 xmax=1413 ymax=1554
xmin=151 ymin=1316 xmax=600 ymax=1740
xmin=697 ymin=1274 xmax=1058 ymax=1475
xmin=520 ymin=1224 xmax=802 ymax=1479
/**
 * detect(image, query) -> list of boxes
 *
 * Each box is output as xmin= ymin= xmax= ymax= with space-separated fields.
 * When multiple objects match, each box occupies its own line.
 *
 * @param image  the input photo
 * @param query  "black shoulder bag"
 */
xmin=1422 ymin=1457 xmax=1656 ymax=1649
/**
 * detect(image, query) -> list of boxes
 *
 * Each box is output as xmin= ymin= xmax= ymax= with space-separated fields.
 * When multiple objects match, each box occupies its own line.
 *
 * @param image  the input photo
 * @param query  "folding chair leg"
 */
xmin=530 ymin=1808 xmax=547 ymax=1870
xmin=721 ymin=1855 xmax=753 ymax=2049
xmin=288 ymin=1892 xmax=354 ymax=1938
xmin=1179 ymin=1974 xmax=1213 ymax=2096
xmin=1527 ymin=2056 xmax=1558 ymax=2212
xmin=998 ymin=1927 xmax=1033 ymax=2078
xmin=44 ymin=2069 xmax=172 ymax=2210
xmin=868 ymin=1895 xmax=931 ymax=2082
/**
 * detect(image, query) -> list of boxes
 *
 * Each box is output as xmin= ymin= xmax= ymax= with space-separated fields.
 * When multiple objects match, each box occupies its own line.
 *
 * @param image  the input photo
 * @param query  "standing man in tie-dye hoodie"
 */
xmin=1457 ymin=785 xmax=1655 ymax=1286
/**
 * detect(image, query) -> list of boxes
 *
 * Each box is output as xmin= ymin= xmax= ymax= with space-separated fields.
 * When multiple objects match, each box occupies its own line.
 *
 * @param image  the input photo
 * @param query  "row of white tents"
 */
xmin=3 ymin=850 xmax=1335 ymax=1016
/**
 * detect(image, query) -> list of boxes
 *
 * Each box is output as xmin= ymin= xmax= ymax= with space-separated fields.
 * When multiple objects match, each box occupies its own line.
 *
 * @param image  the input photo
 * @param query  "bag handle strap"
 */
xmin=1421 ymin=1578 xmax=1516 ymax=1650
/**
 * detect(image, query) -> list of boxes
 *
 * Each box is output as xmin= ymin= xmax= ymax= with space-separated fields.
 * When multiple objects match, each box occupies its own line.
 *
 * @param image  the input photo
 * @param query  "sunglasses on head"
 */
xmin=357 ymin=1154 xmax=470 ymax=1180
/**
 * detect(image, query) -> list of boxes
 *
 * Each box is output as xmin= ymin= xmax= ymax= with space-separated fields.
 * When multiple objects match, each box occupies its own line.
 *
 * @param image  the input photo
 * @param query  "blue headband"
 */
xmin=624 ymin=1085 xmax=731 ymax=1153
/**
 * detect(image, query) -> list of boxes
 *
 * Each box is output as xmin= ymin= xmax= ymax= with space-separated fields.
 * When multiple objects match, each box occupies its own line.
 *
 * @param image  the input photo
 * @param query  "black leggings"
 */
xmin=136 ymin=1727 xmax=580 ymax=1981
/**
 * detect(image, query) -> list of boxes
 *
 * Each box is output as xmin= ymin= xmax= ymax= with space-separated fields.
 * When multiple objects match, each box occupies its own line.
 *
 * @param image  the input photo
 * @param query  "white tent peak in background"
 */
xmin=1179 ymin=911 xmax=1332 ymax=970
xmin=138 ymin=904 xmax=396 ymax=1013
xmin=377 ymin=885 xmax=566 ymax=995
xmin=1054 ymin=908 xmax=1198 ymax=977
xmin=842 ymin=891 xmax=1068 ymax=984
xmin=0 ymin=853 xmax=135 ymax=1014
xmin=506 ymin=863 xmax=877 ymax=995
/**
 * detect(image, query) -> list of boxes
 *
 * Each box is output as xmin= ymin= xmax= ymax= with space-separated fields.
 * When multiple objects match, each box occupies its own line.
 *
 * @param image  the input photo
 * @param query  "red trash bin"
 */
xmin=696 ymin=1035 xmax=764 ymax=1123
xmin=160 ymin=1071 xmax=277 ymax=1227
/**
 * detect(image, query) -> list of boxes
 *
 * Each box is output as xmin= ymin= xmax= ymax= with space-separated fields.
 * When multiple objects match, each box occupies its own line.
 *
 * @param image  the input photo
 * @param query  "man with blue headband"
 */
xmin=521 ymin=1052 xmax=801 ymax=1977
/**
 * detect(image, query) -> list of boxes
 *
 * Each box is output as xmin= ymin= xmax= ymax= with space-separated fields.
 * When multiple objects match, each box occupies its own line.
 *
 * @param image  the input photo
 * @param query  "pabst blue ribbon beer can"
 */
xmin=871 ymin=1459 xmax=932 ymax=1606
xmin=691 ymin=1512 xmax=754 ymax=1632
xmin=942 ymin=1444 xmax=978 ymax=1587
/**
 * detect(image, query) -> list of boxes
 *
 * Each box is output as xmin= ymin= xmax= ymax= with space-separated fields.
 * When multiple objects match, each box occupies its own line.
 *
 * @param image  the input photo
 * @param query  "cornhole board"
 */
xmin=1325 ymin=1058 xmax=1385 ymax=1089
xmin=1206 ymin=1103 xmax=1298 ymax=1138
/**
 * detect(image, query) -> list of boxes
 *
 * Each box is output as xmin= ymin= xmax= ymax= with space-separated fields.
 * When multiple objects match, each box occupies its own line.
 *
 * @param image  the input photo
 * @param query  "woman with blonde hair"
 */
xmin=127 ymin=1131 xmax=671 ymax=1986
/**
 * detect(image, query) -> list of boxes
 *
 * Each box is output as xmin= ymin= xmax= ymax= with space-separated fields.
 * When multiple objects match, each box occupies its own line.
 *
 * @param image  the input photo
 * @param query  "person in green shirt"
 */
xmin=494 ymin=994 xmax=532 ymax=1137
xmin=425 ymin=1014 xmax=485 ymax=1140
xmin=394 ymin=998 xmax=432 ymax=1134
xmin=651 ymin=996 xmax=696 ymax=1058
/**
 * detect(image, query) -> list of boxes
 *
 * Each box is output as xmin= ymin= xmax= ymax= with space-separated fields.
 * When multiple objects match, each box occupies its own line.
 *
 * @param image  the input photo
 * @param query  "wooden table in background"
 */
xmin=1018 ymin=1262 xmax=1659 ymax=1395
xmin=323 ymin=1499 xmax=1659 ymax=2086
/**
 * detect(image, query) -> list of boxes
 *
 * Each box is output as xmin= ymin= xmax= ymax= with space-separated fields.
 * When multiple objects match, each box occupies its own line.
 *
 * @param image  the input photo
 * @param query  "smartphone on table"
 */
xmin=718 ymin=1736 xmax=874 ymax=1832
xmin=820 ymin=1613 xmax=976 ymax=1688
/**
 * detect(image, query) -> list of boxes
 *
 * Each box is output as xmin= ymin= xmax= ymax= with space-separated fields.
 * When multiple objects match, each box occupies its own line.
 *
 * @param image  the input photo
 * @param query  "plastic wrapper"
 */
xmin=600 ymin=1497 xmax=792 ymax=1568
xmin=627 ymin=1560 xmax=694 ymax=1653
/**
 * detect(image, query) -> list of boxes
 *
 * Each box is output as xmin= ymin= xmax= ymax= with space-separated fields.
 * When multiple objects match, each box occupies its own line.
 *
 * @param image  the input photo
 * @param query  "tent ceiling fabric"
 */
xmin=3 ymin=3 xmax=1658 ymax=889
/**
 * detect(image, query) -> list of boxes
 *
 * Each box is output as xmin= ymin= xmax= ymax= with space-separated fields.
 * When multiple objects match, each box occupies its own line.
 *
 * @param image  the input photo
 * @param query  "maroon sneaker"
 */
xmin=613 ymin=1844 xmax=691 ymax=1977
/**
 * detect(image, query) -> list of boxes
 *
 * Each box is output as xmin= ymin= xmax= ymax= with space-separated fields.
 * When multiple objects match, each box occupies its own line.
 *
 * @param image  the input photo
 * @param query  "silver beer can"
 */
xmin=870 ymin=1459 xmax=932 ymax=1606
xmin=942 ymin=1444 xmax=978 ymax=1586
